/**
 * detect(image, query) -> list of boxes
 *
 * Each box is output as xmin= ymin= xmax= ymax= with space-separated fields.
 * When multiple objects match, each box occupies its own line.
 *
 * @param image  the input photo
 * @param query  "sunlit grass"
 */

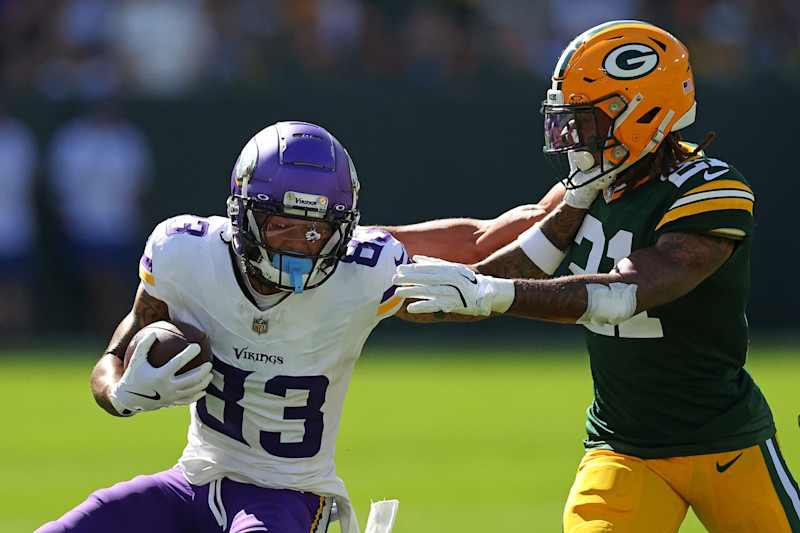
xmin=2 ymin=342 xmax=797 ymax=532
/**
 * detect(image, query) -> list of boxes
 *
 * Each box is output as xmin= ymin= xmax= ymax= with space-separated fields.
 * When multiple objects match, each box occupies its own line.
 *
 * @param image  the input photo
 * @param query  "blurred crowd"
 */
xmin=1 ymin=0 xmax=798 ymax=101
xmin=0 ymin=0 xmax=798 ymax=340
xmin=0 ymin=98 xmax=153 ymax=339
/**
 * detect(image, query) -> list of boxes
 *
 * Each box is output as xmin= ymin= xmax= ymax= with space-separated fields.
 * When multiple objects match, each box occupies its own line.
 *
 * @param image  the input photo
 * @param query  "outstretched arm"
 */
xmin=475 ymin=198 xmax=590 ymax=280
xmin=505 ymin=232 xmax=735 ymax=323
xmin=376 ymin=184 xmax=564 ymax=264
xmin=389 ymin=185 xmax=567 ymax=323
xmin=395 ymin=232 xmax=735 ymax=324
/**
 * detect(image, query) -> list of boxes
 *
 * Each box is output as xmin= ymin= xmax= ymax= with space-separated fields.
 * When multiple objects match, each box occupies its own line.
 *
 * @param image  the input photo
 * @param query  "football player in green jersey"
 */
xmin=392 ymin=20 xmax=800 ymax=532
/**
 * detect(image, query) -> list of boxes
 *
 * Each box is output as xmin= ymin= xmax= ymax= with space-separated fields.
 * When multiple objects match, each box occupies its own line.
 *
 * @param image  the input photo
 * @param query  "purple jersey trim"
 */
xmin=380 ymin=284 xmax=398 ymax=304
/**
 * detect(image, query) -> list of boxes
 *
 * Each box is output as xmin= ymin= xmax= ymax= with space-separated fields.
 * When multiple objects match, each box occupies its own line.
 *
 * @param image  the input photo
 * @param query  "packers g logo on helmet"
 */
xmin=602 ymin=43 xmax=659 ymax=80
xmin=542 ymin=20 xmax=697 ymax=187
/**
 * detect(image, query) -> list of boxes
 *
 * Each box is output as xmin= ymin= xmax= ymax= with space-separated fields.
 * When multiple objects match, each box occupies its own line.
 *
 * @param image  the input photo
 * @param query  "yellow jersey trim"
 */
xmin=656 ymin=198 xmax=753 ymax=231
xmin=683 ymin=179 xmax=753 ymax=196
xmin=377 ymin=295 xmax=403 ymax=317
xmin=139 ymin=264 xmax=155 ymax=286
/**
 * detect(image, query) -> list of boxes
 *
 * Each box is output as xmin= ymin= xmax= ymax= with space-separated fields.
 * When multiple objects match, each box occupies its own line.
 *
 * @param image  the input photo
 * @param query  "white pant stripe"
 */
xmin=766 ymin=438 xmax=800 ymax=519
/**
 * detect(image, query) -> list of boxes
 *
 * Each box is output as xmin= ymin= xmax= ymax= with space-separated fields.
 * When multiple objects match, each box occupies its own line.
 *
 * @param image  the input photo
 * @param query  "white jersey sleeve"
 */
xmin=340 ymin=226 xmax=409 ymax=322
xmin=138 ymin=214 xmax=220 ymax=305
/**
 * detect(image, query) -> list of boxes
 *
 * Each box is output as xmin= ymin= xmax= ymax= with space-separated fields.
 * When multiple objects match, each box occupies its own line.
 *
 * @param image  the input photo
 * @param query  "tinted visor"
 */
xmin=543 ymin=105 xmax=602 ymax=153
xmin=541 ymin=101 xmax=623 ymax=186
xmin=255 ymin=213 xmax=334 ymax=245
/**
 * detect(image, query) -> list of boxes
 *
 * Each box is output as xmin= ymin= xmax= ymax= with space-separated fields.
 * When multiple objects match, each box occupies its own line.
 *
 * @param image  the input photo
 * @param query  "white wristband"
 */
xmin=577 ymin=282 xmax=638 ymax=326
xmin=515 ymin=224 xmax=566 ymax=275
xmin=489 ymin=277 xmax=515 ymax=313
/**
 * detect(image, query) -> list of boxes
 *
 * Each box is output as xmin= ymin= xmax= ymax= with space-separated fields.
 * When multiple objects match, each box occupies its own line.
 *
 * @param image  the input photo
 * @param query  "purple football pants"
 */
xmin=34 ymin=466 xmax=330 ymax=533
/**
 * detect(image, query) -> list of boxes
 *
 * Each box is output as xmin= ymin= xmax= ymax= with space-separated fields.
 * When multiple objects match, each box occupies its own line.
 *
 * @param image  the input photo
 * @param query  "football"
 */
xmin=124 ymin=320 xmax=214 ymax=375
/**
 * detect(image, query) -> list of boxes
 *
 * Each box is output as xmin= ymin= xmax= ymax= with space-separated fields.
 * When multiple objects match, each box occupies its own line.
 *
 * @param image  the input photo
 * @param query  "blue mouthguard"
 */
xmin=272 ymin=255 xmax=313 ymax=293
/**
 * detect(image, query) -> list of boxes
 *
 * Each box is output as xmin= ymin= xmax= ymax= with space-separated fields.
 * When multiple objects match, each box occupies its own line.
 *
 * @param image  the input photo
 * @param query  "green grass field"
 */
xmin=2 ymin=341 xmax=799 ymax=532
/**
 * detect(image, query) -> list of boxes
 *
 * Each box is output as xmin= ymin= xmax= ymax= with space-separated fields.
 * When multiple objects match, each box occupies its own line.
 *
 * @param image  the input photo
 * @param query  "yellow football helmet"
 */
xmin=542 ymin=20 xmax=697 ymax=188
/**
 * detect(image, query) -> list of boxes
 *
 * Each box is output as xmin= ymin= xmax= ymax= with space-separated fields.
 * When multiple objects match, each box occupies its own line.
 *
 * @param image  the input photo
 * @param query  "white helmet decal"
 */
xmin=603 ymin=43 xmax=659 ymax=80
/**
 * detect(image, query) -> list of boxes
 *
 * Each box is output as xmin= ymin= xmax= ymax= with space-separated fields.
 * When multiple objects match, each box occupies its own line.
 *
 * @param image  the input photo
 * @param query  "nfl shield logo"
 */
xmin=252 ymin=317 xmax=269 ymax=334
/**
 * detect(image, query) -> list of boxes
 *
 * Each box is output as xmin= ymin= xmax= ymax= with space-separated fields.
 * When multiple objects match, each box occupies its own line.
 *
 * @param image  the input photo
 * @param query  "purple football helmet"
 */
xmin=227 ymin=121 xmax=360 ymax=293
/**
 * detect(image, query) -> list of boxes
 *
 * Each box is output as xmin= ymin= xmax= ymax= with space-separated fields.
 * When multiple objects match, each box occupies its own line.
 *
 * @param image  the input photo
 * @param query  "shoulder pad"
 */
xmin=141 ymin=215 xmax=226 ymax=287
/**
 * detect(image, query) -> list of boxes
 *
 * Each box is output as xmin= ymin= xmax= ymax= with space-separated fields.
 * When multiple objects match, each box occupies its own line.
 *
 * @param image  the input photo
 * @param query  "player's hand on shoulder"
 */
xmin=108 ymin=332 xmax=213 ymax=416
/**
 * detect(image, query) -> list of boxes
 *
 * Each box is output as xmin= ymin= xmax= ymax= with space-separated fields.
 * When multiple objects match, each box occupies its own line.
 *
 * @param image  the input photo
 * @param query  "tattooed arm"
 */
xmin=90 ymin=284 xmax=170 ymax=415
xmin=475 ymin=201 xmax=590 ymax=280
xmin=504 ymin=232 xmax=735 ymax=323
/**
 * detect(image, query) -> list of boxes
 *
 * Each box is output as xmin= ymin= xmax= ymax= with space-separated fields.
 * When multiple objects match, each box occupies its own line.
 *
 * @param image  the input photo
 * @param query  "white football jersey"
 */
xmin=139 ymin=215 xmax=407 ymax=503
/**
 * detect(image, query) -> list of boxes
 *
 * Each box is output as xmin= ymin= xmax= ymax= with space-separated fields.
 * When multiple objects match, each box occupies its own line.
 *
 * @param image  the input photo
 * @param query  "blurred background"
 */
xmin=0 ymin=0 xmax=798 ymax=345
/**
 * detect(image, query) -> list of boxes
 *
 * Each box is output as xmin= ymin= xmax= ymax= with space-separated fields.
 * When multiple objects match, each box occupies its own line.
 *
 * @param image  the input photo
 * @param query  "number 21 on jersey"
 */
xmin=568 ymin=215 xmax=663 ymax=339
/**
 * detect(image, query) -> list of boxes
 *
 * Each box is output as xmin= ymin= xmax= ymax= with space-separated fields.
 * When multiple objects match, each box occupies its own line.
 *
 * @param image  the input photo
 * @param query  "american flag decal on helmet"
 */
xmin=682 ymin=78 xmax=693 ymax=94
xmin=252 ymin=317 xmax=269 ymax=334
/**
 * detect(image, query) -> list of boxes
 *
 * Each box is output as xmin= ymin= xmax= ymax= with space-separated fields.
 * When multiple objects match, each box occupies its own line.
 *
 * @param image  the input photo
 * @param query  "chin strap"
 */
xmin=638 ymin=109 xmax=675 ymax=158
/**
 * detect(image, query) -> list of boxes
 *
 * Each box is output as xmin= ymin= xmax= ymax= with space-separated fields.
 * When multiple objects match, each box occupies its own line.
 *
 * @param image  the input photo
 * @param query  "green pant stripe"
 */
xmin=760 ymin=437 xmax=800 ymax=528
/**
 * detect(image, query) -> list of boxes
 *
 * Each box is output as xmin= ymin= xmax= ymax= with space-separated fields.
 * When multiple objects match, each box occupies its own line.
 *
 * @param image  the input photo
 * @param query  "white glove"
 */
xmin=392 ymin=256 xmax=515 ymax=316
xmin=562 ymin=151 xmax=616 ymax=209
xmin=108 ymin=332 xmax=214 ymax=415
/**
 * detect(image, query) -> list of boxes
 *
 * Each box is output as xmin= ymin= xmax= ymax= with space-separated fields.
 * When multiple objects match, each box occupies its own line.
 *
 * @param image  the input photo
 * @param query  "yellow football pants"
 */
xmin=563 ymin=436 xmax=800 ymax=532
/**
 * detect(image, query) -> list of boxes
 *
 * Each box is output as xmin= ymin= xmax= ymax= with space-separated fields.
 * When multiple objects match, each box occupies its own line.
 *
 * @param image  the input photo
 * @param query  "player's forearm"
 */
xmin=500 ymin=250 xmax=689 ymax=323
xmin=92 ymin=311 xmax=136 ymax=416
xmin=91 ymin=354 xmax=126 ymax=416
xmin=376 ymin=218 xmax=493 ymax=264
xmin=374 ymin=218 xmax=484 ymax=263
xmin=476 ymin=245 xmax=547 ymax=279
xmin=475 ymin=202 xmax=587 ymax=280
xmin=504 ymin=232 xmax=735 ymax=323
xmin=538 ymin=202 xmax=589 ymax=251
xmin=91 ymin=286 xmax=172 ymax=417
xmin=504 ymin=275 xmax=609 ymax=323
xmin=376 ymin=204 xmax=550 ymax=264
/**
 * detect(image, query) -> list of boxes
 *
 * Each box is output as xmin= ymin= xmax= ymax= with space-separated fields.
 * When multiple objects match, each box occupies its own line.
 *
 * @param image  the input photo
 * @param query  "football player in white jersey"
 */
xmin=36 ymin=121 xmax=555 ymax=533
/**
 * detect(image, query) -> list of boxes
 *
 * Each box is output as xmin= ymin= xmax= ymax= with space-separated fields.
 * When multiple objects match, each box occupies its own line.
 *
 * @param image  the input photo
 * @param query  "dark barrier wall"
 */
xmin=20 ymin=75 xmax=799 ymax=340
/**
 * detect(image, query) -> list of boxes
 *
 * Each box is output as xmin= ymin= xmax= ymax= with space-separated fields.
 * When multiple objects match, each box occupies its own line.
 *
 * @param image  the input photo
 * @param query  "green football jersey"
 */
xmin=566 ymin=152 xmax=774 ymax=459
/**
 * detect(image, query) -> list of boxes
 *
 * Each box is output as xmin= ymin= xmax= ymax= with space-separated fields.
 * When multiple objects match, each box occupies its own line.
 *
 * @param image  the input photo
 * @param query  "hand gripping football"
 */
xmin=124 ymin=320 xmax=214 ymax=375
